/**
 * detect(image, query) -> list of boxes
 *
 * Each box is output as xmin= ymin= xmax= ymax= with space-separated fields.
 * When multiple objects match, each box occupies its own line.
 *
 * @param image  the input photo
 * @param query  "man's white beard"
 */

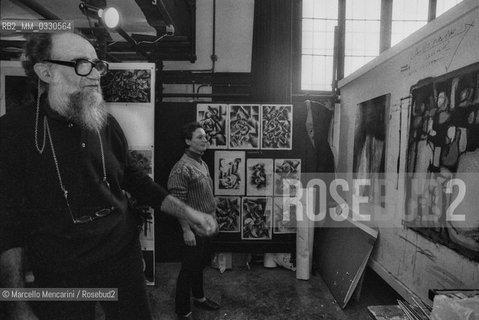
xmin=49 ymin=81 xmax=107 ymax=132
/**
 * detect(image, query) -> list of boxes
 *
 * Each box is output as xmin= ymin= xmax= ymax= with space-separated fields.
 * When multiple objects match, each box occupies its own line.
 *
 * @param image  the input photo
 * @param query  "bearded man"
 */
xmin=0 ymin=32 xmax=217 ymax=320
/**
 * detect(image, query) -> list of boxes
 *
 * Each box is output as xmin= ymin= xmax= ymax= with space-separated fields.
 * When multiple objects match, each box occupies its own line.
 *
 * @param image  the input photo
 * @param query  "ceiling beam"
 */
xmin=12 ymin=0 xmax=61 ymax=20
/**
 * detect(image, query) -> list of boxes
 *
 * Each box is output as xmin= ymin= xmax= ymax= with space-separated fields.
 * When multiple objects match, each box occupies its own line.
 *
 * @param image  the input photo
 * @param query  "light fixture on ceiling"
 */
xmin=79 ymin=2 xmax=120 ymax=29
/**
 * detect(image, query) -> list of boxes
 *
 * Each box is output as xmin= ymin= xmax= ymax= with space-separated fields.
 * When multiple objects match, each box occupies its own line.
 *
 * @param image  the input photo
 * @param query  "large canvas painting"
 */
xmin=261 ymin=104 xmax=293 ymax=150
xmin=214 ymin=151 xmax=245 ymax=196
xmin=246 ymin=158 xmax=274 ymax=196
xmin=196 ymin=103 xmax=228 ymax=149
xmin=215 ymin=196 xmax=241 ymax=232
xmin=274 ymin=159 xmax=301 ymax=197
xmin=241 ymin=197 xmax=273 ymax=240
xmin=405 ymin=68 xmax=479 ymax=259
xmin=228 ymin=104 xmax=260 ymax=149
xmin=353 ymin=94 xmax=390 ymax=207
xmin=101 ymin=68 xmax=152 ymax=103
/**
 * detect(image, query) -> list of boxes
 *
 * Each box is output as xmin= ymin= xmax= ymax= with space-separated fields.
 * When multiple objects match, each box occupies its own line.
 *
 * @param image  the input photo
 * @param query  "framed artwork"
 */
xmin=353 ymin=94 xmax=390 ymax=207
xmin=215 ymin=196 xmax=241 ymax=232
xmin=228 ymin=104 xmax=260 ymax=149
xmin=273 ymin=197 xmax=297 ymax=234
xmin=214 ymin=151 xmax=245 ymax=196
xmin=0 ymin=61 xmax=28 ymax=117
xmin=261 ymin=104 xmax=293 ymax=150
xmin=274 ymin=159 xmax=301 ymax=197
xmin=101 ymin=64 xmax=153 ymax=103
xmin=139 ymin=207 xmax=155 ymax=243
xmin=129 ymin=146 xmax=154 ymax=177
xmin=196 ymin=103 xmax=228 ymax=149
xmin=246 ymin=158 xmax=274 ymax=196
xmin=241 ymin=197 xmax=273 ymax=240
xmin=405 ymin=68 xmax=479 ymax=260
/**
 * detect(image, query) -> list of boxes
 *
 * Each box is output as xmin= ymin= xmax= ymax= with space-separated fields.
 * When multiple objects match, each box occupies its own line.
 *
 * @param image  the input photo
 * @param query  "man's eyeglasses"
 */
xmin=44 ymin=58 xmax=109 ymax=77
xmin=65 ymin=178 xmax=117 ymax=224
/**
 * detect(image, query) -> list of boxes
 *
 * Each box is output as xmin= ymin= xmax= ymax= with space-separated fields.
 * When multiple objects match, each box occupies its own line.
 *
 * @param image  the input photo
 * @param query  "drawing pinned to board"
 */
xmin=241 ymin=197 xmax=272 ymax=240
xmin=101 ymin=69 xmax=151 ymax=103
xmin=273 ymin=197 xmax=297 ymax=234
xmin=215 ymin=197 xmax=240 ymax=232
xmin=214 ymin=151 xmax=245 ymax=196
xmin=405 ymin=68 xmax=479 ymax=257
xmin=353 ymin=94 xmax=390 ymax=208
xmin=261 ymin=105 xmax=293 ymax=150
xmin=274 ymin=159 xmax=301 ymax=197
xmin=197 ymin=104 xmax=228 ymax=149
xmin=228 ymin=104 xmax=260 ymax=149
xmin=129 ymin=147 xmax=153 ymax=176
xmin=139 ymin=207 xmax=155 ymax=243
xmin=246 ymin=158 xmax=273 ymax=196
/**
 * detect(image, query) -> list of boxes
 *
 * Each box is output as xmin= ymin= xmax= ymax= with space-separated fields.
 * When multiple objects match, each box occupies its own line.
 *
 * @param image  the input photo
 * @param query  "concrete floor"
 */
xmin=146 ymin=263 xmax=401 ymax=320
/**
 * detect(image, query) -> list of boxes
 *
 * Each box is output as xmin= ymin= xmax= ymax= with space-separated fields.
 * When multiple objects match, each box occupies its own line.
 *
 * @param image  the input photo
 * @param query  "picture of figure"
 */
xmin=197 ymin=104 xmax=228 ymax=149
xmin=214 ymin=151 xmax=245 ymax=195
xmin=215 ymin=197 xmax=241 ymax=232
xmin=228 ymin=105 xmax=260 ymax=149
xmin=273 ymin=197 xmax=297 ymax=234
xmin=101 ymin=69 xmax=152 ymax=103
xmin=274 ymin=159 xmax=301 ymax=197
xmin=353 ymin=94 xmax=390 ymax=207
xmin=246 ymin=158 xmax=273 ymax=196
xmin=241 ymin=197 xmax=272 ymax=240
xmin=261 ymin=104 xmax=293 ymax=150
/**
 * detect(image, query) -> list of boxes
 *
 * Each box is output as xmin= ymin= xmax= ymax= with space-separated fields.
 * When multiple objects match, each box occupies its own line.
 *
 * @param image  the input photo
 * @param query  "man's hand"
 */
xmin=160 ymin=196 xmax=218 ymax=236
xmin=185 ymin=207 xmax=218 ymax=237
xmin=183 ymin=229 xmax=197 ymax=246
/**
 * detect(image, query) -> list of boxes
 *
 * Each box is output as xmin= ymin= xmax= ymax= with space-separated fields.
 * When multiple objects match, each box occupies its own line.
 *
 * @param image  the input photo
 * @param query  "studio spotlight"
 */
xmin=99 ymin=7 xmax=120 ymax=28
xmin=79 ymin=2 xmax=120 ymax=29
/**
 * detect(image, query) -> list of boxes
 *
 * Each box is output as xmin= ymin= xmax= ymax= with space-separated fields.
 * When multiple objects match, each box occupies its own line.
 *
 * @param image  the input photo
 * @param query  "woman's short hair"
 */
xmin=182 ymin=122 xmax=203 ymax=141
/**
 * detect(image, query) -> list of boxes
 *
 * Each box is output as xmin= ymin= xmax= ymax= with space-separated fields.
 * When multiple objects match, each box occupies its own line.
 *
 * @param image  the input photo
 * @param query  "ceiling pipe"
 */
xmin=13 ymin=0 xmax=61 ymax=20
xmin=153 ymin=0 xmax=175 ymax=28
xmin=115 ymin=27 xmax=150 ymax=60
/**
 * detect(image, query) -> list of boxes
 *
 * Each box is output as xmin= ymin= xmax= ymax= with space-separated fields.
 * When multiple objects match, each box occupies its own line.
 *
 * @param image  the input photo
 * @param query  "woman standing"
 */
xmin=168 ymin=122 xmax=220 ymax=320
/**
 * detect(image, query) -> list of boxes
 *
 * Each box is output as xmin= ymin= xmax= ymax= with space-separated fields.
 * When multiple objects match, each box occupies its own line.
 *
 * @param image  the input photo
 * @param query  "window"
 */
xmin=301 ymin=0 xmax=338 ymax=91
xmin=300 ymin=0 xmax=465 ymax=91
xmin=391 ymin=0 xmax=428 ymax=47
xmin=344 ymin=0 xmax=381 ymax=77
xmin=436 ymin=0 xmax=463 ymax=17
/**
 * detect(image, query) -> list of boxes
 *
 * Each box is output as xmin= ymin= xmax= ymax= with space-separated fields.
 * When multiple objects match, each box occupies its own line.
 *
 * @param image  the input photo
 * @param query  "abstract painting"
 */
xmin=101 ymin=69 xmax=152 ymax=103
xmin=214 ymin=151 xmax=245 ymax=196
xmin=261 ymin=104 xmax=293 ymax=150
xmin=274 ymin=159 xmax=301 ymax=197
xmin=228 ymin=104 xmax=260 ymax=149
xmin=246 ymin=158 xmax=274 ymax=196
xmin=273 ymin=197 xmax=297 ymax=234
xmin=241 ymin=197 xmax=273 ymax=240
xmin=197 ymin=104 xmax=228 ymax=149
xmin=215 ymin=196 xmax=241 ymax=232
xmin=353 ymin=94 xmax=390 ymax=207
xmin=405 ymin=68 xmax=479 ymax=259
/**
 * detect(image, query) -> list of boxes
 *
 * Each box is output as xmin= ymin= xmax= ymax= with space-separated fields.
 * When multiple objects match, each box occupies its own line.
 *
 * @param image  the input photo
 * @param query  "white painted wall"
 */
xmin=337 ymin=0 xmax=479 ymax=304
xmin=163 ymin=0 xmax=254 ymax=72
